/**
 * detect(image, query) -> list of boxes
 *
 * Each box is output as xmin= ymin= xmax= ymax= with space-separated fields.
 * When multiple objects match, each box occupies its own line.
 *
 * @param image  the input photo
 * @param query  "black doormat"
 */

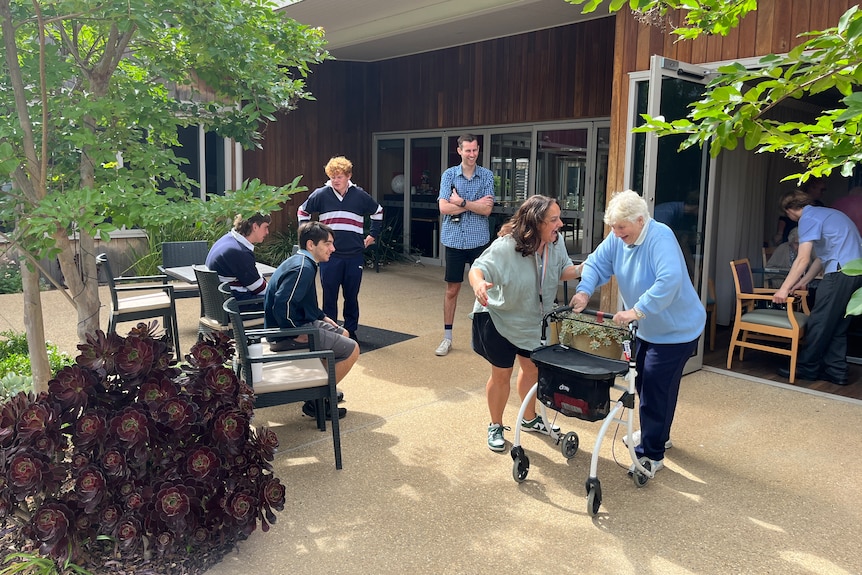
xmin=355 ymin=325 xmax=417 ymax=354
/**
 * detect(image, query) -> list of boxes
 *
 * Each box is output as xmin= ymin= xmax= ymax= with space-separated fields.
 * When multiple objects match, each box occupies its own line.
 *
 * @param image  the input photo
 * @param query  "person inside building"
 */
xmin=773 ymin=189 xmax=862 ymax=385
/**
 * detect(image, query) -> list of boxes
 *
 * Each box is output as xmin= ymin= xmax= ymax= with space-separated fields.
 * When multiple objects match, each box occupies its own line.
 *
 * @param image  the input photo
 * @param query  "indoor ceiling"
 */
xmin=277 ymin=0 xmax=611 ymax=62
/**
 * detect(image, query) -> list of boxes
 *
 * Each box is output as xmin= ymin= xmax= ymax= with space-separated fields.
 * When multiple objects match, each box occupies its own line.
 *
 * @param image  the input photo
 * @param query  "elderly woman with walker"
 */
xmin=570 ymin=190 xmax=705 ymax=474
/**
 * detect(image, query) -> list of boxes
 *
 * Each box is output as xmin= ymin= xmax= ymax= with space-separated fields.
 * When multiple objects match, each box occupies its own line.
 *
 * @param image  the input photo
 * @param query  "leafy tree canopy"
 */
xmin=0 ymin=0 xmax=329 ymax=261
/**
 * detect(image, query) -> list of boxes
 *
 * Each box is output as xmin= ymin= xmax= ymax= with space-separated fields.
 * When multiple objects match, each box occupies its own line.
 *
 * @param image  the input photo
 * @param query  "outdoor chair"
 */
xmin=158 ymin=241 xmax=209 ymax=299
xmin=194 ymin=266 xmax=263 ymax=338
xmin=97 ymin=253 xmax=181 ymax=355
xmin=223 ymin=296 xmax=342 ymax=469
xmin=727 ymin=258 xmax=810 ymax=382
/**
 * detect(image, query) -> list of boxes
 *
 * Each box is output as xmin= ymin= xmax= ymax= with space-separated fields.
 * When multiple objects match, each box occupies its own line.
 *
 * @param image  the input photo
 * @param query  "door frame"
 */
xmin=625 ymin=56 xmax=718 ymax=373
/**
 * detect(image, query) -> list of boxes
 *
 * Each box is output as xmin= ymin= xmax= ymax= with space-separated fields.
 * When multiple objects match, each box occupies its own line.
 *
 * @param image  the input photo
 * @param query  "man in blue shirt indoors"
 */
xmin=774 ymin=189 xmax=862 ymax=385
xmin=435 ymin=134 xmax=495 ymax=356
xmin=206 ymin=213 xmax=270 ymax=302
xmin=264 ymin=222 xmax=359 ymax=420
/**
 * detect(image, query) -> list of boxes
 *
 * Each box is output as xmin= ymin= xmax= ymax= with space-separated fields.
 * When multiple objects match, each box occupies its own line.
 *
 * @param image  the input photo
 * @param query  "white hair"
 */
xmin=604 ymin=190 xmax=650 ymax=226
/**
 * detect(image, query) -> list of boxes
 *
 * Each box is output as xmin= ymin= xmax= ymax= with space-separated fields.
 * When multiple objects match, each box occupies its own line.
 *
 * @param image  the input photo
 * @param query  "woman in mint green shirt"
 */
xmin=469 ymin=195 xmax=580 ymax=452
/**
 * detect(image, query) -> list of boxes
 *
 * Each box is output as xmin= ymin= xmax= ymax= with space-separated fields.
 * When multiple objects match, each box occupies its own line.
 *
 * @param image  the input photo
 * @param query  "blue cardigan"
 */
xmin=577 ymin=220 xmax=705 ymax=344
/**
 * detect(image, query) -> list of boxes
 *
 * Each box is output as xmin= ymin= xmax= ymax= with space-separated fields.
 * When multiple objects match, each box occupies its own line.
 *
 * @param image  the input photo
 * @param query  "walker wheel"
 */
xmin=512 ymin=455 xmax=530 ymax=483
xmin=560 ymin=431 xmax=579 ymax=459
xmin=632 ymin=459 xmax=650 ymax=488
xmin=587 ymin=486 xmax=601 ymax=516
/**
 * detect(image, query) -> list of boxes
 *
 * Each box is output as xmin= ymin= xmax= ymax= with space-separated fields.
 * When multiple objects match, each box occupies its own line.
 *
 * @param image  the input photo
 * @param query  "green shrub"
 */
xmin=0 ymin=262 xmax=22 ymax=294
xmin=132 ymin=219 xmax=231 ymax=275
xmin=0 ymin=330 xmax=74 ymax=400
xmin=255 ymin=229 xmax=298 ymax=267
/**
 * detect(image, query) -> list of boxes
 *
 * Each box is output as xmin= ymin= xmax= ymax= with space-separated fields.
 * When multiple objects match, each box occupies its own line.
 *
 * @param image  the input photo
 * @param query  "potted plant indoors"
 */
xmin=558 ymin=313 xmax=629 ymax=360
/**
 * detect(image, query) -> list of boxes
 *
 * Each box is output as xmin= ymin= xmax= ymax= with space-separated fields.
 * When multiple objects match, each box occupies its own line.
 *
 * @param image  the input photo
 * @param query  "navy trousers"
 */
xmin=797 ymin=271 xmax=862 ymax=380
xmin=319 ymin=254 xmax=364 ymax=333
xmin=634 ymin=337 xmax=699 ymax=462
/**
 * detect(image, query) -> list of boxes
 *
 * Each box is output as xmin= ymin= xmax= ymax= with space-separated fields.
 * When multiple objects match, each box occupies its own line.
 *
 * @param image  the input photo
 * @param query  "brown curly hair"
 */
xmin=498 ymin=195 xmax=560 ymax=257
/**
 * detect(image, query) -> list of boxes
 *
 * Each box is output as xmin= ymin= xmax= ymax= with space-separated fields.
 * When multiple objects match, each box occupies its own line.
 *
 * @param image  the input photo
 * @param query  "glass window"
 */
xmin=490 ymin=132 xmax=531 ymax=206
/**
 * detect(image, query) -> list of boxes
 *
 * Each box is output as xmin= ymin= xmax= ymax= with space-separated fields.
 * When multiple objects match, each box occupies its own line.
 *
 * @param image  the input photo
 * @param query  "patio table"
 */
xmin=162 ymin=263 xmax=276 ymax=284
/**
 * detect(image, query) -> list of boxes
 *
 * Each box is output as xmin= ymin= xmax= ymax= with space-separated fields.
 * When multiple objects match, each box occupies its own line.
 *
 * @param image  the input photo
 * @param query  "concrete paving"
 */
xmin=1 ymin=263 xmax=860 ymax=575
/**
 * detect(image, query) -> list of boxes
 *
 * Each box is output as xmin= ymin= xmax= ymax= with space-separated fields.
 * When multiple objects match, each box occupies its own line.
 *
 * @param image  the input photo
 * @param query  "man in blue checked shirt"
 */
xmin=435 ymin=134 xmax=495 ymax=357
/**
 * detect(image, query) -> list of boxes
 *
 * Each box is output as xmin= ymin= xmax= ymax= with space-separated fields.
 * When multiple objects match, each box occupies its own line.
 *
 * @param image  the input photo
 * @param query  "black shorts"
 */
xmin=444 ymin=244 xmax=488 ymax=283
xmin=471 ymin=312 xmax=532 ymax=369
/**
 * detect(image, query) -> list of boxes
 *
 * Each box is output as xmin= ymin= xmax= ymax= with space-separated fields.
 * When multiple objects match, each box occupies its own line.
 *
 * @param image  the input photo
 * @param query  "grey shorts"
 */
xmin=310 ymin=320 xmax=357 ymax=362
xmin=269 ymin=320 xmax=356 ymax=362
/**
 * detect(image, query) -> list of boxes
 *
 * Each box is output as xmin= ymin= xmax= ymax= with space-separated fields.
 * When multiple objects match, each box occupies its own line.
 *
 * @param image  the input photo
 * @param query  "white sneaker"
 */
xmin=622 ymin=430 xmax=673 ymax=450
xmin=487 ymin=423 xmax=508 ymax=452
xmin=520 ymin=415 xmax=561 ymax=435
xmin=435 ymin=339 xmax=452 ymax=356
xmin=629 ymin=457 xmax=665 ymax=475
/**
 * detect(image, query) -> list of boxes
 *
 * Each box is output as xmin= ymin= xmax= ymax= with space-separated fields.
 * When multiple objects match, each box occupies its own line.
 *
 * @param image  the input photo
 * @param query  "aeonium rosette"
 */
xmin=101 ymin=448 xmax=129 ymax=479
xmin=48 ymin=365 xmax=99 ymax=412
xmin=185 ymin=446 xmax=220 ymax=482
xmin=204 ymin=366 xmax=239 ymax=398
xmin=8 ymin=451 xmax=56 ymax=500
xmin=24 ymin=500 xmax=75 ymax=564
xmin=76 ymin=330 xmax=123 ymax=375
xmin=138 ymin=376 xmax=179 ymax=410
xmin=73 ymin=408 xmax=108 ymax=452
xmin=108 ymin=406 xmax=152 ymax=465
xmin=211 ymin=409 xmax=248 ymax=453
xmin=154 ymin=482 xmax=198 ymax=531
xmin=0 ymin=392 xmax=31 ymax=448
xmin=225 ymin=490 xmax=258 ymax=536
xmin=115 ymin=336 xmax=157 ymax=380
xmin=257 ymin=476 xmax=286 ymax=532
xmin=74 ymin=465 xmax=106 ymax=514
xmin=157 ymin=397 xmax=196 ymax=434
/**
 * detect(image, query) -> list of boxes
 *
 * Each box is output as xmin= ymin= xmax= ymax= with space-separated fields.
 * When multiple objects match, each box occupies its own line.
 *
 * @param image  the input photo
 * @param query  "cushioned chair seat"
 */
xmin=115 ymin=292 xmax=173 ymax=313
xmin=255 ymin=359 xmax=329 ymax=394
xmin=741 ymin=308 xmax=809 ymax=330
xmin=727 ymin=258 xmax=809 ymax=383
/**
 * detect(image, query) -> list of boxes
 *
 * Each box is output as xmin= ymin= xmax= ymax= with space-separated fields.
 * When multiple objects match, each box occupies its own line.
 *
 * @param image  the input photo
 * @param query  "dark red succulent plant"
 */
xmin=0 ymin=325 xmax=286 ymax=571
xmin=24 ymin=500 xmax=76 ymax=564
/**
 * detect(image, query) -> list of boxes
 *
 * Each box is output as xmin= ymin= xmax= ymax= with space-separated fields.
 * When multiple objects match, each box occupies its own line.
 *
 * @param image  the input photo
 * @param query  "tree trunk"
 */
xmin=20 ymin=258 xmax=50 ymax=394
xmin=54 ymin=230 xmax=102 ymax=342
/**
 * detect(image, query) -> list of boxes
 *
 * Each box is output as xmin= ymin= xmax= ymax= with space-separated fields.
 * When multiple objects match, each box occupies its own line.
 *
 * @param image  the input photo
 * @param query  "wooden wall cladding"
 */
xmin=244 ymin=17 xmax=615 ymax=233
xmin=606 ymin=0 xmax=853 ymax=195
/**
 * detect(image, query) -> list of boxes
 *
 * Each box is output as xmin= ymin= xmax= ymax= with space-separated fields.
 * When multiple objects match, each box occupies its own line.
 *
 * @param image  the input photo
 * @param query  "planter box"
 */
xmin=562 ymin=333 xmax=623 ymax=360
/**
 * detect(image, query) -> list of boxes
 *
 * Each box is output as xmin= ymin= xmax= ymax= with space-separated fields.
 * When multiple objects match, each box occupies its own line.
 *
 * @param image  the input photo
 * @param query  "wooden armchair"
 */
xmin=727 ymin=258 xmax=810 ymax=382
xmin=97 ymin=253 xmax=181 ymax=355
xmin=223 ymin=297 xmax=342 ymax=469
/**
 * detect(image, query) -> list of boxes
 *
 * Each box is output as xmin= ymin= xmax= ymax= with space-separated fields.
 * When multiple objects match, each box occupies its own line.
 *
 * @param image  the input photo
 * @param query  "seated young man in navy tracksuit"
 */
xmin=264 ymin=221 xmax=359 ymax=420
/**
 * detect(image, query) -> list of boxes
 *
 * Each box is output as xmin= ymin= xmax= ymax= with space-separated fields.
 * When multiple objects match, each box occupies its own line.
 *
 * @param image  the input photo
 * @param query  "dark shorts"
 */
xmin=444 ymin=244 xmax=488 ymax=283
xmin=471 ymin=312 xmax=531 ymax=369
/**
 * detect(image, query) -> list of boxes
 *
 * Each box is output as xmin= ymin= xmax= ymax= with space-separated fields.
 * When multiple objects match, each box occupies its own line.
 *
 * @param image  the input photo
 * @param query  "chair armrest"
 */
xmin=113 ymin=283 xmax=175 ymax=297
xmin=244 ymin=325 xmax=323 ymax=350
xmin=113 ymin=274 xmax=170 ymax=284
xmin=237 ymin=297 xmax=264 ymax=310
